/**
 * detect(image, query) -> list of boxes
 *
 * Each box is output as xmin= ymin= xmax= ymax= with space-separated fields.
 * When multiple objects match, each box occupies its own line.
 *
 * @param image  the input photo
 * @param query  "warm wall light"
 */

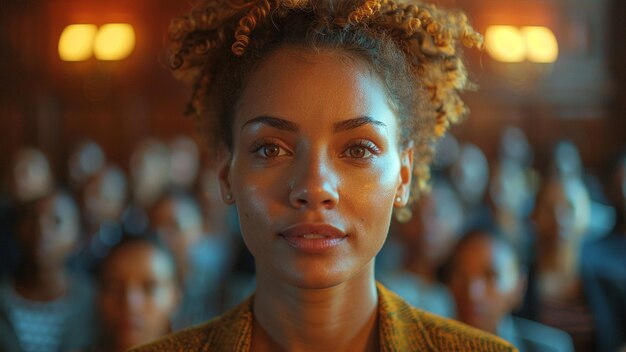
xmin=58 ymin=24 xmax=98 ymax=61
xmin=93 ymin=23 xmax=135 ymax=61
xmin=485 ymin=26 xmax=526 ymax=63
xmin=522 ymin=26 xmax=559 ymax=63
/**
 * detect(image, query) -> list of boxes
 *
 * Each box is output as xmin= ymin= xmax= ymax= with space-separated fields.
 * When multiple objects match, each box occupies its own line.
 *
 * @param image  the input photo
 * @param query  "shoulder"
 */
xmin=377 ymin=283 xmax=517 ymax=352
xmin=130 ymin=297 xmax=253 ymax=351
xmin=414 ymin=309 xmax=516 ymax=351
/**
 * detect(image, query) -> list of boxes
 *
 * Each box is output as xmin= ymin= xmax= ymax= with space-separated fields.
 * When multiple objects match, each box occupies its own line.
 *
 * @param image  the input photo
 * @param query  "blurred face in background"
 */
xmin=68 ymin=140 xmax=106 ymax=190
xmin=12 ymin=148 xmax=54 ymax=203
xmin=130 ymin=139 xmax=171 ymax=209
xmin=99 ymin=241 xmax=179 ymax=351
xmin=83 ymin=166 xmax=127 ymax=226
xmin=15 ymin=192 xmax=80 ymax=268
xmin=169 ymin=136 xmax=200 ymax=190
xmin=392 ymin=180 xmax=464 ymax=267
xmin=446 ymin=233 xmax=524 ymax=334
xmin=450 ymin=143 xmax=489 ymax=206
xmin=490 ymin=160 xmax=533 ymax=219
xmin=150 ymin=196 xmax=204 ymax=280
xmin=533 ymin=177 xmax=591 ymax=246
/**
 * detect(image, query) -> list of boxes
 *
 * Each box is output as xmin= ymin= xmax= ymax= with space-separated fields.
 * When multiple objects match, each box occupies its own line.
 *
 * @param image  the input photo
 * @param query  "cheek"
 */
xmin=230 ymin=167 xmax=283 ymax=247
xmin=346 ymin=160 xmax=400 ymax=248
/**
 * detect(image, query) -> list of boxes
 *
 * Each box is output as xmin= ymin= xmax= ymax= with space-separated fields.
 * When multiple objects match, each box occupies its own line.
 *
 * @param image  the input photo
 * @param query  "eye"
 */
xmin=251 ymin=141 xmax=291 ymax=159
xmin=347 ymin=146 xmax=371 ymax=159
xmin=341 ymin=140 xmax=380 ymax=159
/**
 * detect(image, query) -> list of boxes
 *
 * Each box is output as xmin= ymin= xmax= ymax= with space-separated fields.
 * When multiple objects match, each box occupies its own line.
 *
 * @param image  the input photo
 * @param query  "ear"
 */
xmin=217 ymin=146 xmax=235 ymax=205
xmin=395 ymin=142 xmax=414 ymax=207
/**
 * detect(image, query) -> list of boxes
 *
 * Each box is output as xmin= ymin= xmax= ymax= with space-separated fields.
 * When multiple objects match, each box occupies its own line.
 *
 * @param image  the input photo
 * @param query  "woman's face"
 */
xmin=219 ymin=47 xmax=413 ymax=289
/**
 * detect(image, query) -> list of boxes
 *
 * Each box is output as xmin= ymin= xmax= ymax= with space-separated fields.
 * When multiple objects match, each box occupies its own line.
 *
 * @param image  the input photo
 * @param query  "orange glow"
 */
xmin=485 ymin=26 xmax=526 ymax=63
xmin=522 ymin=26 xmax=559 ymax=63
xmin=93 ymin=23 xmax=135 ymax=61
xmin=58 ymin=24 xmax=97 ymax=61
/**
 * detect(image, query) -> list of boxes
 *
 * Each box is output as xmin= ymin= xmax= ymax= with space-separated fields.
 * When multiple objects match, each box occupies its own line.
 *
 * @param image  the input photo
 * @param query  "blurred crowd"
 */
xmin=0 ymin=128 xmax=624 ymax=352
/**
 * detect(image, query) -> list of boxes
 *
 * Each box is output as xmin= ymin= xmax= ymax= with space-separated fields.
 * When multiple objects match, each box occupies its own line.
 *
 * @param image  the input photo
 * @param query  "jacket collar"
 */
xmin=208 ymin=281 xmax=432 ymax=351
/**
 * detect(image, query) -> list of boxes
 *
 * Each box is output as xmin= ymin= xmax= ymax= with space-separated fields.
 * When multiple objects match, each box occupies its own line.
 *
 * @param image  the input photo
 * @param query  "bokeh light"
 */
xmin=58 ymin=24 xmax=98 ymax=61
xmin=523 ymin=26 xmax=559 ymax=63
xmin=485 ymin=25 xmax=526 ymax=63
xmin=93 ymin=23 xmax=135 ymax=61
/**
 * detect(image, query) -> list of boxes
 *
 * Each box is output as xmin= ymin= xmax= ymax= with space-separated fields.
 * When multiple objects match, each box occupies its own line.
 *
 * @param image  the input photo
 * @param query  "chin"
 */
xmin=284 ymin=271 xmax=348 ymax=290
xmin=273 ymin=256 xmax=373 ymax=290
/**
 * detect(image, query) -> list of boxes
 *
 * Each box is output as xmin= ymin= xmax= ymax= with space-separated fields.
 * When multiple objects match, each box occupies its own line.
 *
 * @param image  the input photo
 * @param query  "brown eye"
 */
xmin=263 ymin=145 xmax=281 ymax=158
xmin=349 ymin=146 xmax=366 ymax=158
xmin=341 ymin=140 xmax=379 ymax=160
xmin=253 ymin=142 xmax=289 ymax=159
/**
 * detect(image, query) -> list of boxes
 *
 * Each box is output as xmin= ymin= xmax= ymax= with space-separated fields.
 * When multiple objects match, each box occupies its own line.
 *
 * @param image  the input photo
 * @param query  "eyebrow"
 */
xmin=241 ymin=115 xmax=387 ymax=134
xmin=241 ymin=116 xmax=299 ymax=133
xmin=333 ymin=116 xmax=387 ymax=133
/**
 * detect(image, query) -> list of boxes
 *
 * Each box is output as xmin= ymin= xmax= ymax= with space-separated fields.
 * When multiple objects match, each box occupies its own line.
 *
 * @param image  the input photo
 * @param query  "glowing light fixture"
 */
xmin=485 ymin=26 xmax=526 ymax=63
xmin=93 ymin=23 xmax=135 ymax=61
xmin=522 ymin=26 xmax=559 ymax=63
xmin=58 ymin=24 xmax=98 ymax=61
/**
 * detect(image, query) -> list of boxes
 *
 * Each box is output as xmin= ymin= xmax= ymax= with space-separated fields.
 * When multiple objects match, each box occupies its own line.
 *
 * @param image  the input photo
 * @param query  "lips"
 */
xmin=279 ymin=223 xmax=347 ymax=253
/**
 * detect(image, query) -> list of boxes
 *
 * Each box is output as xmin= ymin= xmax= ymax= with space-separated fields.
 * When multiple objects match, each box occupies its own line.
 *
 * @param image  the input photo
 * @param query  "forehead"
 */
xmin=455 ymin=236 xmax=493 ymax=266
xmin=453 ymin=235 xmax=514 ymax=273
xmin=235 ymin=47 xmax=397 ymax=130
xmin=103 ymin=242 xmax=174 ymax=280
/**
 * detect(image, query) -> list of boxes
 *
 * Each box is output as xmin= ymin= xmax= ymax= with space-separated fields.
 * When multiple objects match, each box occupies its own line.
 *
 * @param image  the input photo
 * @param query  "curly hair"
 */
xmin=168 ymin=0 xmax=482 ymax=219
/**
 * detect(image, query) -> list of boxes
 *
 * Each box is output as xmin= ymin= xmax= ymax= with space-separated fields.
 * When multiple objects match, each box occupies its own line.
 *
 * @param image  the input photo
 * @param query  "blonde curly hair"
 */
xmin=168 ymin=0 xmax=482 ymax=219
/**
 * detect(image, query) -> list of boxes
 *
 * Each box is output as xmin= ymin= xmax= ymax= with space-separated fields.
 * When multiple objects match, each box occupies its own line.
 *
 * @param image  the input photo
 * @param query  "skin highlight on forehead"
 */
xmin=233 ymin=48 xmax=401 ymax=150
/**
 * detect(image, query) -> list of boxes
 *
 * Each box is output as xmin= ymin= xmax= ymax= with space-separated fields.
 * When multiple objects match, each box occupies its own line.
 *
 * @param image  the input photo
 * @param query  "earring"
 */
xmin=395 ymin=196 xmax=402 ymax=203
xmin=226 ymin=194 xmax=233 ymax=201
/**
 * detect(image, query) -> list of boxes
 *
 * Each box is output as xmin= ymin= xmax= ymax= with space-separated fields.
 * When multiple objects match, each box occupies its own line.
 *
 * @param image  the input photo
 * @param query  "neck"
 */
xmin=252 ymin=261 xmax=379 ymax=352
xmin=13 ymin=263 xmax=69 ymax=301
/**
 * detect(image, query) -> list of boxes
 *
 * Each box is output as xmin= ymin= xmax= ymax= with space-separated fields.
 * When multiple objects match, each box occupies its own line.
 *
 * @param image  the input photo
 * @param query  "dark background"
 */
xmin=0 ymin=0 xmax=624 ymax=187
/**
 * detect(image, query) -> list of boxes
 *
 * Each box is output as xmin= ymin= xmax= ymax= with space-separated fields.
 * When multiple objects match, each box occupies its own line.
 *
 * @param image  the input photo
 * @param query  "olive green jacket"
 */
xmin=133 ymin=283 xmax=517 ymax=351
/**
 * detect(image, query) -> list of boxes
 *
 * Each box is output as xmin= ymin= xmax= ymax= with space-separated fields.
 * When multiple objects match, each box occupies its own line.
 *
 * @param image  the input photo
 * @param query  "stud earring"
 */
xmin=226 ymin=194 xmax=233 ymax=201
xmin=395 ymin=196 xmax=402 ymax=203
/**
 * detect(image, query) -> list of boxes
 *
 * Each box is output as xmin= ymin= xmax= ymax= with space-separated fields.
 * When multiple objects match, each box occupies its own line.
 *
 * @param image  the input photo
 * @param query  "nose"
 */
xmin=288 ymin=153 xmax=339 ymax=210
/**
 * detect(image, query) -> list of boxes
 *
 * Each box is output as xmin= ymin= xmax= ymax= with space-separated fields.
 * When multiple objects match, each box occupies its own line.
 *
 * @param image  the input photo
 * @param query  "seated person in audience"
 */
xmin=69 ymin=165 xmax=128 ymax=275
xmin=120 ymin=139 xmax=172 ymax=237
xmin=10 ymin=148 xmax=55 ymax=204
xmin=378 ymin=179 xmax=462 ymax=318
xmin=488 ymin=158 xmax=537 ymax=268
xmin=67 ymin=140 xmax=106 ymax=194
xmin=0 ymin=190 xmax=96 ymax=352
xmin=2 ymin=148 xmax=56 ymax=278
xmin=150 ymin=192 xmax=229 ymax=328
xmin=581 ymin=152 xmax=626 ymax=352
xmin=445 ymin=229 xmax=574 ymax=352
xmin=168 ymin=136 xmax=201 ymax=192
xmin=450 ymin=143 xmax=491 ymax=230
xmin=97 ymin=235 xmax=180 ymax=352
xmin=524 ymin=175 xmax=595 ymax=351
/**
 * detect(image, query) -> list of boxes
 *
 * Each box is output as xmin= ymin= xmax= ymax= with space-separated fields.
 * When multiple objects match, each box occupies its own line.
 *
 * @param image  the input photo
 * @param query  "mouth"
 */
xmin=279 ymin=223 xmax=348 ymax=253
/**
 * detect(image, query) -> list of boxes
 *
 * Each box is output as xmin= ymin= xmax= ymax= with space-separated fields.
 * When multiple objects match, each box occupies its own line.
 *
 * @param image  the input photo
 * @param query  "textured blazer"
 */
xmin=133 ymin=283 xmax=517 ymax=351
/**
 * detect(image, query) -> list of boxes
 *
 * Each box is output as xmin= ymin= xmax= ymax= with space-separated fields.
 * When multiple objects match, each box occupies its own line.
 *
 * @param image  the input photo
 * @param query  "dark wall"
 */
xmin=0 ymin=0 xmax=624 ymax=186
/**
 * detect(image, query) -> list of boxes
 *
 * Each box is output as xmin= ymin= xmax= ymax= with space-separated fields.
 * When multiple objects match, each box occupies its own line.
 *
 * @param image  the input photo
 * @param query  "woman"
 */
xmin=135 ymin=0 xmax=514 ymax=350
